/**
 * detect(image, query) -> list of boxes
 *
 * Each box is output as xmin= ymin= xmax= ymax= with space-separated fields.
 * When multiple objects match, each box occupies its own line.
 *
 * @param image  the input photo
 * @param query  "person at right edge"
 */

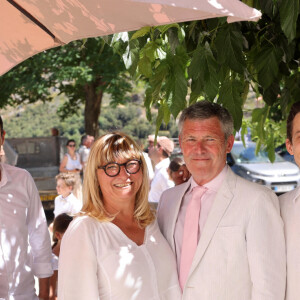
xmin=157 ymin=100 xmax=286 ymax=300
xmin=279 ymin=101 xmax=300 ymax=300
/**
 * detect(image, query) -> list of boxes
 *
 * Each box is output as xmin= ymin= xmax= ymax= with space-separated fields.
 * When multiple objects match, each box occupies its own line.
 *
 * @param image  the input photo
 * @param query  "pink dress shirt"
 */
xmin=174 ymin=165 xmax=228 ymax=271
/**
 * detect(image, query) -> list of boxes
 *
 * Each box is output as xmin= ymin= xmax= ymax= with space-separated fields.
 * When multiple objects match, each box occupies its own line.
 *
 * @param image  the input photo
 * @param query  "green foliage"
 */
xmin=0 ymin=38 xmax=131 ymax=136
xmin=280 ymin=0 xmax=299 ymax=42
xmin=215 ymin=25 xmax=246 ymax=74
xmin=218 ymin=79 xmax=244 ymax=130
xmin=109 ymin=0 xmax=300 ymax=161
xmin=244 ymin=115 xmax=286 ymax=162
xmin=3 ymin=100 xmax=84 ymax=144
xmin=3 ymin=99 xmax=176 ymax=146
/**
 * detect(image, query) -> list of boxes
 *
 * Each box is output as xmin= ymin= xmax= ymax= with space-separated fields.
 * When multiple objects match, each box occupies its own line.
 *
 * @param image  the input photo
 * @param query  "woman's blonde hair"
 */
xmin=81 ymin=132 xmax=155 ymax=228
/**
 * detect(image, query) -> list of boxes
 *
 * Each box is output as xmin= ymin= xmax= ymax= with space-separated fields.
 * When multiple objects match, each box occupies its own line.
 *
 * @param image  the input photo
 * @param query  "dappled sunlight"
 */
xmin=116 ymin=245 xmax=134 ymax=279
xmin=149 ymin=234 xmax=157 ymax=243
xmin=148 ymin=4 xmax=172 ymax=23
xmin=1 ymin=0 xmax=261 ymax=75
xmin=208 ymin=0 xmax=224 ymax=10
xmin=97 ymin=243 xmax=144 ymax=298
xmin=0 ymin=1 xmax=59 ymax=74
xmin=0 ymin=187 xmax=44 ymax=297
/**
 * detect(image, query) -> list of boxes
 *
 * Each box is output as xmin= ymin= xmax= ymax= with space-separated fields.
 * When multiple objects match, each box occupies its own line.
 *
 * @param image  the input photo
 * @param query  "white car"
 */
xmin=227 ymin=141 xmax=300 ymax=194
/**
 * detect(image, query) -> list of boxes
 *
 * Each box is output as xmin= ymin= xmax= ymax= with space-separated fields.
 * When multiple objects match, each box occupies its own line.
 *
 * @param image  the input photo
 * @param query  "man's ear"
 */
xmin=286 ymin=138 xmax=294 ymax=155
xmin=226 ymin=135 xmax=235 ymax=153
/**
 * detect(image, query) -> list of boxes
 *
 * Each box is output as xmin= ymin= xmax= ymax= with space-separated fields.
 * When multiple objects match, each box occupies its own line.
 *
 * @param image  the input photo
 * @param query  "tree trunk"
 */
xmin=84 ymin=81 xmax=103 ymax=137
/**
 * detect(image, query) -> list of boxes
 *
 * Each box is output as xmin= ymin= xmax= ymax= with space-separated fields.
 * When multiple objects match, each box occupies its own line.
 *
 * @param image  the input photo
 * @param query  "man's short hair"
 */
xmin=55 ymin=173 xmax=76 ymax=189
xmin=287 ymin=102 xmax=300 ymax=143
xmin=178 ymin=100 xmax=234 ymax=140
xmin=81 ymin=135 xmax=88 ymax=145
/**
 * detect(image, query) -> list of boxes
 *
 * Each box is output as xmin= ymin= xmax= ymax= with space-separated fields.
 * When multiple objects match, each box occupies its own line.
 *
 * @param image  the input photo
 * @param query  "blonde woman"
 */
xmin=58 ymin=132 xmax=181 ymax=300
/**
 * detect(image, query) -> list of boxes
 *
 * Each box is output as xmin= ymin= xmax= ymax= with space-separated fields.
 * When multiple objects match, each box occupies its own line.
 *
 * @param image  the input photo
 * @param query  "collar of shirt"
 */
xmin=60 ymin=193 xmax=73 ymax=202
xmin=187 ymin=164 xmax=228 ymax=196
xmin=154 ymin=157 xmax=170 ymax=173
xmin=0 ymin=163 xmax=10 ymax=188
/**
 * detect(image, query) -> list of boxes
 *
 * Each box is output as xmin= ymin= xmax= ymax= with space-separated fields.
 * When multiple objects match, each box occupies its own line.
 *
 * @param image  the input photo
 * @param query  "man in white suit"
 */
xmin=279 ymin=102 xmax=300 ymax=300
xmin=157 ymin=101 xmax=286 ymax=300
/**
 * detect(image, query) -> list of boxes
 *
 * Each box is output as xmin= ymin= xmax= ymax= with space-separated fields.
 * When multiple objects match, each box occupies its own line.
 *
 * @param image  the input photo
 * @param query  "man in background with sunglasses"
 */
xmin=0 ymin=116 xmax=53 ymax=299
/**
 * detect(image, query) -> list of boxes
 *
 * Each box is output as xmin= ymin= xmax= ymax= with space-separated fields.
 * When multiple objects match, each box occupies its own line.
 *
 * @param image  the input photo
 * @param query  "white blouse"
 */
xmin=65 ymin=153 xmax=82 ymax=171
xmin=58 ymin=216 xmax=181 ymax=300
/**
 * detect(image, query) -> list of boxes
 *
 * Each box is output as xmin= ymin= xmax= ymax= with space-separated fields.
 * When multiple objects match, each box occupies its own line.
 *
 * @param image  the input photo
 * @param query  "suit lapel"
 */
xmin=168 ymin=180 xmax=191 ymax=252
xmin=189 ymin=168 xmax=236 ymax=276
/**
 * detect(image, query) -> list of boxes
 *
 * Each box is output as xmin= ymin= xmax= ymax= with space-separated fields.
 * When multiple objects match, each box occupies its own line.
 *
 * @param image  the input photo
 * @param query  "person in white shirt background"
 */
xmin=53 ymin=173 xmax=82 ymax=218
xmin=279 ymin=101 xmax=300 ymax=300
xmin=58 ymin=132 xmax=181 ymax=300
xmin=78 ymin=134 xmax=94 ymax=175
xmin=136 ymin=139 xmax=154 ymax=182
xmin=0 ymin=115 xmax=53 ymax=300
xmin=148 ymin=136 xmax=175 ymax=203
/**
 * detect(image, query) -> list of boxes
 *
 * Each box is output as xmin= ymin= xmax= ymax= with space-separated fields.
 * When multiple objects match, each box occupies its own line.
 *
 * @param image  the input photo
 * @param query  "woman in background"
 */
xmin=168 ymin=157 xmax=190 ymax=186
xmin=59 ymin=139 xmax=82 ymax=203
xmin=58 ymin=132 xmax=181 ymax=300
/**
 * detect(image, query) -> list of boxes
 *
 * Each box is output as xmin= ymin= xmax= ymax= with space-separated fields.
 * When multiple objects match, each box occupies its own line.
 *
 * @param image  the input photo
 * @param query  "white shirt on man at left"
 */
xmin=0 ymin=163 xmax=53 ymax=300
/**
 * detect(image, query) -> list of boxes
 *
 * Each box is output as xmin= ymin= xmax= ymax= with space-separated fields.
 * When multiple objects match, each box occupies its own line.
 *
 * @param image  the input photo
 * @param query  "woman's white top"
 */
xmin=58 ymin=216 xmax=181 ymax=300
xmin=65 ymin=153 xmax=82 ymax=171
xmin=51 ymin=253 xmax=59 ymax=271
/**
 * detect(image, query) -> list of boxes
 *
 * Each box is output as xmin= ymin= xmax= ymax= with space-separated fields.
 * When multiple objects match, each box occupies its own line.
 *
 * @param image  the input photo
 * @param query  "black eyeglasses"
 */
xmin=68 ymin=144 xmax=76 ymax=147
xmin=98 ymin=159 xmax=141 ymax=177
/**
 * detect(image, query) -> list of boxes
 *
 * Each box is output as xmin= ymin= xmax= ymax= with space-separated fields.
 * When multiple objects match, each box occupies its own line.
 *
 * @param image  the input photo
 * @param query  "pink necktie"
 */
xmin=179 ymin=185 xmax=207 ymax=290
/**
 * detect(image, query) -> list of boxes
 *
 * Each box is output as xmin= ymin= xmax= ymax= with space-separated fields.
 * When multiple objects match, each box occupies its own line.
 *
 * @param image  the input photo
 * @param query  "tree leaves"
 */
xmin=131 ymin=26 xmax=151 ymax=40
xmin=218 ymin=79 xmax=244 ymax=131
xmin=215 ymin=25 xmax=246 ymax=74
xmin=254 ymin=46 xmax=282 ymax=89
xmin=280 ymin=0 xmax=299 ymax=42
xmin=0 ymin=38 xmax=131 ymax=136
xmin=189 ymin=43 xmax=219 ymax=101
xmin=165 ymin=48 xmax=188 ymax=118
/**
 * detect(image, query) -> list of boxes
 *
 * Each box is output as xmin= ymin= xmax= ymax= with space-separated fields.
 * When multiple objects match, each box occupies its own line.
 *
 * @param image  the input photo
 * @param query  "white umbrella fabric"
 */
xmin=0 ymin=0 xmax=261 ymax=76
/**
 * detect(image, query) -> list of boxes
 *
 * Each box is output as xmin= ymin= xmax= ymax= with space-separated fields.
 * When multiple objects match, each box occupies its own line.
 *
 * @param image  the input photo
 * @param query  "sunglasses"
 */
xmin=68 ymin=144 xmax=76 ymax=147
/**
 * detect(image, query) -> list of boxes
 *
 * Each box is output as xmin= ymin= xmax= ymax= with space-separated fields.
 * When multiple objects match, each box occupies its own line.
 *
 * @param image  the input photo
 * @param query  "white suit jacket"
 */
xmin=279 ymin=187 xmax=300 ymax=300
xmin=157 ymin=168 xmax=286 ymax=300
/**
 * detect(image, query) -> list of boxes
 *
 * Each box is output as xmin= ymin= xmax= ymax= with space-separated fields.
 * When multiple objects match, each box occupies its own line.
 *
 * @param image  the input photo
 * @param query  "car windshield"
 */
xmin=231 ymin=144 xmax=286 ymax=164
